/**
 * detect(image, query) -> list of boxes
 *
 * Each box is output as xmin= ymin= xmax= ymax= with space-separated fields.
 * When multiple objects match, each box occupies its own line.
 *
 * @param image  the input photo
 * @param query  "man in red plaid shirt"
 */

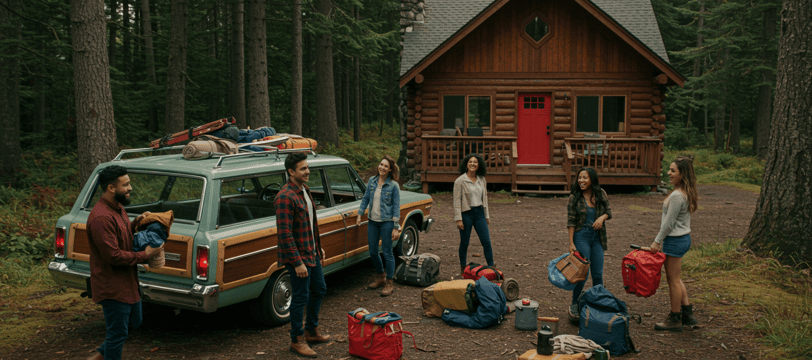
xmin=275 ymin=152 xmax=331 ymax=358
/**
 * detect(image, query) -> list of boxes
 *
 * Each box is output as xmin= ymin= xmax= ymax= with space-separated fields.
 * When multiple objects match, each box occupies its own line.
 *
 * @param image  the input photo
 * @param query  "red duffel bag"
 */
xmin=348 ymin=308 xmax=417 ymax=360
xmin=463 ymin=262 xmax=504 ymax=281
xmin=622 ymin=245 xmax=667 ymax=297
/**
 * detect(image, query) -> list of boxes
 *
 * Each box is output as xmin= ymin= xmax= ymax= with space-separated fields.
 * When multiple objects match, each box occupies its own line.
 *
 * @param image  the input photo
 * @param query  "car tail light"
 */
xmin=196 ymin=246 xmax=209 ymax=280
xmin=55 ymin=227 xmax=66 ymax=258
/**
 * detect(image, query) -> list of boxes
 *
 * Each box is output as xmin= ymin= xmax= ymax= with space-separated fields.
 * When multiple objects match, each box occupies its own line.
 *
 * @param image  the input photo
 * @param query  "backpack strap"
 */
xmin=626 ymin=313 xmax=642 ymax=353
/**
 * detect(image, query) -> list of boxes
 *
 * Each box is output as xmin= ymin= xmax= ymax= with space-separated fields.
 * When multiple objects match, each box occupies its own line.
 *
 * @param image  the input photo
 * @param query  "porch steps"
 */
xmin=511 ymin=181 xmax=570 ymax=195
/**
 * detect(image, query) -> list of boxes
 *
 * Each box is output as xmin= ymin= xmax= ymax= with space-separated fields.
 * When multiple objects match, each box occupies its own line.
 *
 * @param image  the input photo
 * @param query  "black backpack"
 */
xmin=393 ymin=253 xmax=441 ymax=286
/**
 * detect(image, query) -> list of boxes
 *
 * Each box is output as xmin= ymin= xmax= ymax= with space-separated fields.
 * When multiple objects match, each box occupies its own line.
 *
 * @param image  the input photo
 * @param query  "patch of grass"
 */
xmin=662 ymin=148 xmax=764 ymax=191
xmin=320 ymin=123 xmax=401 ymax=174
xmin=683 ymin=239 xmax=812 ymax=358
xmin=628 ymin=205 xmax=661 ymax=213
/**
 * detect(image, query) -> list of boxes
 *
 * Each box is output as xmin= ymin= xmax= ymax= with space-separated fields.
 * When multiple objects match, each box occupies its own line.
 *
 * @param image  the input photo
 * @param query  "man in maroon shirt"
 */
xmin=86 ymin=165 xmax=162 ymax=360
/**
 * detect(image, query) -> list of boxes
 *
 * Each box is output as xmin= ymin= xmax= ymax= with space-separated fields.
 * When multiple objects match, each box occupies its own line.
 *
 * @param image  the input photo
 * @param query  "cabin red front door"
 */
xmin=517 ymin=93 xmax=551 ymax=164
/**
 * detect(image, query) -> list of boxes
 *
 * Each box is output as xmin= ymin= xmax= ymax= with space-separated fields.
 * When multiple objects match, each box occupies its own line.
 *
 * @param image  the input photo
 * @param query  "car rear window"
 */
xmin=85 ymin=172 xmax=205 ymax=222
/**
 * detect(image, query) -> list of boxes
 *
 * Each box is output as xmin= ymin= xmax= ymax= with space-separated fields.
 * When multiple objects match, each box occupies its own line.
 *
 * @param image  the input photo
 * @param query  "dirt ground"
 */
xmin=1 ymin=185 xmax=761 ymax=360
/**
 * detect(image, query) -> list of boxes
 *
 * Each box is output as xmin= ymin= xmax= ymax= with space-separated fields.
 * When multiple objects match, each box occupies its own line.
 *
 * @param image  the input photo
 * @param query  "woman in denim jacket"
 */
xmin=356 ymin=155 xmax=401 ymax=296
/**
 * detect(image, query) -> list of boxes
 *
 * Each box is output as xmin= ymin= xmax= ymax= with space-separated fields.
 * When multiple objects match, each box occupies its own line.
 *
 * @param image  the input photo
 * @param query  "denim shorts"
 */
xmin=662 ymin=233 xmax=691 ymax=257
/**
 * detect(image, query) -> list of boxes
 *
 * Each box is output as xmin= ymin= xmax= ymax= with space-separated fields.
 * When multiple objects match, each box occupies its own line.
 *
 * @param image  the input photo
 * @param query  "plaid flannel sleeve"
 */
xmin=566 ymin=194 xmax=578 ymax=228
xmin=275 ymin=191 xmax=303 ymax=267
xmin=601 ymin=189 xmax=612 ymax=220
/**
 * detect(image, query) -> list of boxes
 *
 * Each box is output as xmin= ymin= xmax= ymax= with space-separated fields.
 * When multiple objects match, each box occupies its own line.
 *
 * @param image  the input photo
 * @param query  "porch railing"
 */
xmin=563 ymin=137 xmax=662 ymax=181
xmin=422 ymin=135 xmax=516 ymax=174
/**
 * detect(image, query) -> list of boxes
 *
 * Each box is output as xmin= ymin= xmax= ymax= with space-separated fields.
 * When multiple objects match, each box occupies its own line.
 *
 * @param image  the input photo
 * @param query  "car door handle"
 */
xmin=343 ymin=213 xmax=351 ymax=217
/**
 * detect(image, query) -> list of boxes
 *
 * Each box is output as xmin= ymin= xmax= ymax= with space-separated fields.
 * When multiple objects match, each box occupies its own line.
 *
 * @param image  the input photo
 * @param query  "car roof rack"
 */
xmin=113 ymin=145 xmax=186 ymax=161
xmin=213 ymin=148 xmax=317 ymax=169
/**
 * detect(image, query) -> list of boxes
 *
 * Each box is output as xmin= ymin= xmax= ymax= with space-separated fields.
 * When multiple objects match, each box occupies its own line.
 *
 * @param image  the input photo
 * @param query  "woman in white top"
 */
xmin=649 ymin=155 xmax=698 ymax=332
xmin=453 ymin=153 xmax=495 ymax=278
xmin=357 ymin=155 xmax=401 ymax=296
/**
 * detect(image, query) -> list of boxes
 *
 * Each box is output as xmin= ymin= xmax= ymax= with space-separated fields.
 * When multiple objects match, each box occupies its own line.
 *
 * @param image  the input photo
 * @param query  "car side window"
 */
xmin=305 ymin=168 xmax=330 ymax=209
xmin=326 ymin=167 xmax=363 ymax=205
xmin=218 ymin=173 xmax=283 ymax=226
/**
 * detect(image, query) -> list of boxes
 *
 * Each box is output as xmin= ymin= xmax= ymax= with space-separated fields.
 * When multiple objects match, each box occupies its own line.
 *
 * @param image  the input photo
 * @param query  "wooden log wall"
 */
xmin=404 ymin=78 xmax=669 ymax=171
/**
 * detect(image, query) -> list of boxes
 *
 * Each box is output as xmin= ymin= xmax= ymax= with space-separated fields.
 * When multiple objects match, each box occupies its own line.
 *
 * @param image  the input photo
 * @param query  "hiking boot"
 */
xmin=380 ymin=279 xmax=394 ymax=297
xmin=568 ymin=304 xmax=580 ymax=324
xmin=290 ymin=335 xmax=317 ymax=358
xmin=86 ymin=351 xmax=103 ymax=360
xmin=368 ymin=273 xmax=386 ymax=289
xmin=681 ymin=304 xmax=698 ymax=328
xmin=455 ymin=266 xmax=465 ymax=280
xmin=304 ymin=326 xmax=331 ymax=343
xmin=654 ymin=311 xmax=683 ymax=332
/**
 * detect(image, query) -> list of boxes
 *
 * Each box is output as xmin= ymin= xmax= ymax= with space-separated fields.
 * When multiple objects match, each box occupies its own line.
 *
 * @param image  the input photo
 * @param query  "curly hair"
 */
xmin=98 ymin=165 xmax=128 ymax=191
xmin=458 ymin=153 xmax=487 ymax=177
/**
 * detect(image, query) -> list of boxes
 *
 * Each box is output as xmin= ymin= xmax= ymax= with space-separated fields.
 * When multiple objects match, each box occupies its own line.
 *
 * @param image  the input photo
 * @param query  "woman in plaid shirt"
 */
xmin=566 ymin=167 xmax=612 ymax=323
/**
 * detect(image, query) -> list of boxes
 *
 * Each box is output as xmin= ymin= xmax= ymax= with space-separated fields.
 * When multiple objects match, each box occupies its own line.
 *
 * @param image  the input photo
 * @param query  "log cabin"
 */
xmin=398 ymin=0 xmax=685 ymax=194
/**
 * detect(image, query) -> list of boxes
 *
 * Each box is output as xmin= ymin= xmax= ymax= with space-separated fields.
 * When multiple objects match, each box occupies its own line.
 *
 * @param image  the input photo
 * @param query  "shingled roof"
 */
xmin=400 ymin=0 xmax=673 ymax=78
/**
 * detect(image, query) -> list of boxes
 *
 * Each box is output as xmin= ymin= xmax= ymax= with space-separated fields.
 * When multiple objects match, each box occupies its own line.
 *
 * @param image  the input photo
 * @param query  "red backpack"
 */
xmin=463 ymin=263 xmax=503 ymax=281
xmin=621 ymin=247 xmax=666 ymax=298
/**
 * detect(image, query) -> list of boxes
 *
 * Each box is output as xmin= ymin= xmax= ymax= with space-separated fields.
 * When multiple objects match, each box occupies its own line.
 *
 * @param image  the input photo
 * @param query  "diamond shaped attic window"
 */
xmin=525 ymin=17 xmax=549 ymax=42
xmin=521 ymin=13 xmax=552 ymax=48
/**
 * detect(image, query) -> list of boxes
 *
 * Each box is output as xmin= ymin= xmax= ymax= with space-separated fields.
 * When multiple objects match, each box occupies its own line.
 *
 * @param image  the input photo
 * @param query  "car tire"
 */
xmin=250 ymin=268 xmax=292 ymax=326
xmin=396 ymin=219 xmax=419 ymax=258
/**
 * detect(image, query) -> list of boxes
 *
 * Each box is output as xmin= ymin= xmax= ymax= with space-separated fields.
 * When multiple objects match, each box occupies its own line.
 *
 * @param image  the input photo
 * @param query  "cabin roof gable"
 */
xmin=400 ymin=0 xmax=683 ymax=85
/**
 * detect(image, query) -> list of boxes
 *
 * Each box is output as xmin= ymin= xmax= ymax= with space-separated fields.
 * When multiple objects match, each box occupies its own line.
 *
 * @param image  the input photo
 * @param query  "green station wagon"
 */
xmin=48 ymin=147 xmax=434 ymax=325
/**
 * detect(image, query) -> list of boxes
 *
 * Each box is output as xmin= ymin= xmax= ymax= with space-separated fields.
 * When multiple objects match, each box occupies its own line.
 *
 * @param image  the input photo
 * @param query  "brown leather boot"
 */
xmin=380 ymin=279 xmax=394 ymax=297
xmin=290 ymin=335 xmax=317 ymax=358
xmin=654 ymin=311 xmax=683 ymax=332
xmin=304 ymin=326 xmax=331 ymax=343
xmin=86 ymin=351 xmax=103 ymax=360
xmin=368 ymin=273 xmax=386 ymax=289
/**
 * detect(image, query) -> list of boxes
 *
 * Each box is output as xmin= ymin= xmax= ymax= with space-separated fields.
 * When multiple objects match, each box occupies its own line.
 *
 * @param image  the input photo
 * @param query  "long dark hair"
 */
xmin=458 ymin=153 xmax=487 ymax=176
xmin=672 ymin=155 xmax=698 ymax=213
xmin=570 ymin=167 xmax=606 ymax=207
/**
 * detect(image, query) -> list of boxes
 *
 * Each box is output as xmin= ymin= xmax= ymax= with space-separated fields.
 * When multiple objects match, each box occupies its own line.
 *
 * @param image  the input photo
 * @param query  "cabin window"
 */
xmin=576 ymin=95 xmax=626 ymax=134
xmin=521 ymin=13 xmax=553 ymax=48
xmin=442 ymin=95 xmax=492 ymax=131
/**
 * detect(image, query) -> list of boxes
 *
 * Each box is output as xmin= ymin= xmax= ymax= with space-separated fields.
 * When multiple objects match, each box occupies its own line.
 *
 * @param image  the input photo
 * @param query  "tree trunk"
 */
xmin=686 ymin=0 xmax=704 ymax=129
xmin=109 ymin=0 xmax=117 ymax=69
xmin=314 ymin=0 xmax=339 ymax=147
xmin=207 ymin=5 xmax=220 ymax=121
xmin=713 ymin=105 xmax=725 ymax=151
xmin=71 ymin=0 xmax=119 ymax=182
xmin=35 ymin=77 xmax=46 ymax=134
xmin=753 ymin=6 xmax=778 ymax=160
xmin=0 ymin=0 xmax=22 ymax=177
xmin=343 ymin=62 xmax=352 ymax=131
xmin=726 ymin=107 xmax=740 ymax=154
xmin=302 ymin=32 xmax=314 ymax=137
xmin=230 ymin=0 xmax=246 ymax=128
xmin=290 ymin=0 xmax=303 ymax=135
xmin=122 ymin=0 xmax=131 ymax=75
xmin=743 ymin=0 xmax=812 ymax=266
xmin=246 ymin=0 xmax=270 ymax=129
xmin=165 ymin=0 xmax=188 ymax=134
xmin=141 ymin=0 xmax=158 ymax=133
xmin=354 ymin=55 xmax=361 ymax=141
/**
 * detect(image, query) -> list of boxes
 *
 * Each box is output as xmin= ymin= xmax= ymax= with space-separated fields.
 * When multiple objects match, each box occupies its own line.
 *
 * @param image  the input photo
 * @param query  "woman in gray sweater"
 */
xmin=453 ymin=153 xmax=495 ymax=278
xmin=649 ymin=155 xmax=699 ymax=331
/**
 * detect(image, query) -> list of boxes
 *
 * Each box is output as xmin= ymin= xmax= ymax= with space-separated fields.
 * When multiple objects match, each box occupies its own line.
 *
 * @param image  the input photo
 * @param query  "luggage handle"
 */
xmin=630 ymin=244 xmax=653 ymax=252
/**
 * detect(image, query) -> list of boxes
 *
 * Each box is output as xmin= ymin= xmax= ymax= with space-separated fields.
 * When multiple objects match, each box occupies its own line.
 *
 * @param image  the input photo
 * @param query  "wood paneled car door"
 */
xmin=325 ymin=166 xmax=368 ymax=265
xmin=303 ymin=168 xmax=347 ymax=270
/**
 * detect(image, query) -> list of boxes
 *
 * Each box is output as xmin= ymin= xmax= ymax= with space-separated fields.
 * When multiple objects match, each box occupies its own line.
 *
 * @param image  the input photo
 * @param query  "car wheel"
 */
xmin=396 ymin=219 xmax=419 ymax=258
xmin=250 ymin=269 xmax=292 ymax=326
xmin=501 ymin=278 xmax=520 ymax=301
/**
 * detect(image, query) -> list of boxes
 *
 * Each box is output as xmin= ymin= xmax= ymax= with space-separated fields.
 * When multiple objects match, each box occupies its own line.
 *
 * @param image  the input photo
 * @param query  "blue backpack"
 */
xmin=577 ymin=285 xmax=641 ymax=356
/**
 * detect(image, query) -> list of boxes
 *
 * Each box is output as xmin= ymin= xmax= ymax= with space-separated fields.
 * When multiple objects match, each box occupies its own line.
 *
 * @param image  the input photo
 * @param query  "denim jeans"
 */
xmin=97 ymin=299 xmax=143 ymax=360
xmin=571 ymin=227 xmax=604 ymax=304
xmin=285 ymin=255 xmax=327 ymax=342
xmin=368 ymin=220 xmax=395 ymax=279
xmin=459 ymin=206 xmax=494 ymax=267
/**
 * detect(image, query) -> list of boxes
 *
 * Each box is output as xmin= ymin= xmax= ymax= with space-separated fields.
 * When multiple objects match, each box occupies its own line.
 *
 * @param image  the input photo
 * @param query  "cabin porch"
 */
xmin=420 ymin=135 xmax=663 ymax=194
